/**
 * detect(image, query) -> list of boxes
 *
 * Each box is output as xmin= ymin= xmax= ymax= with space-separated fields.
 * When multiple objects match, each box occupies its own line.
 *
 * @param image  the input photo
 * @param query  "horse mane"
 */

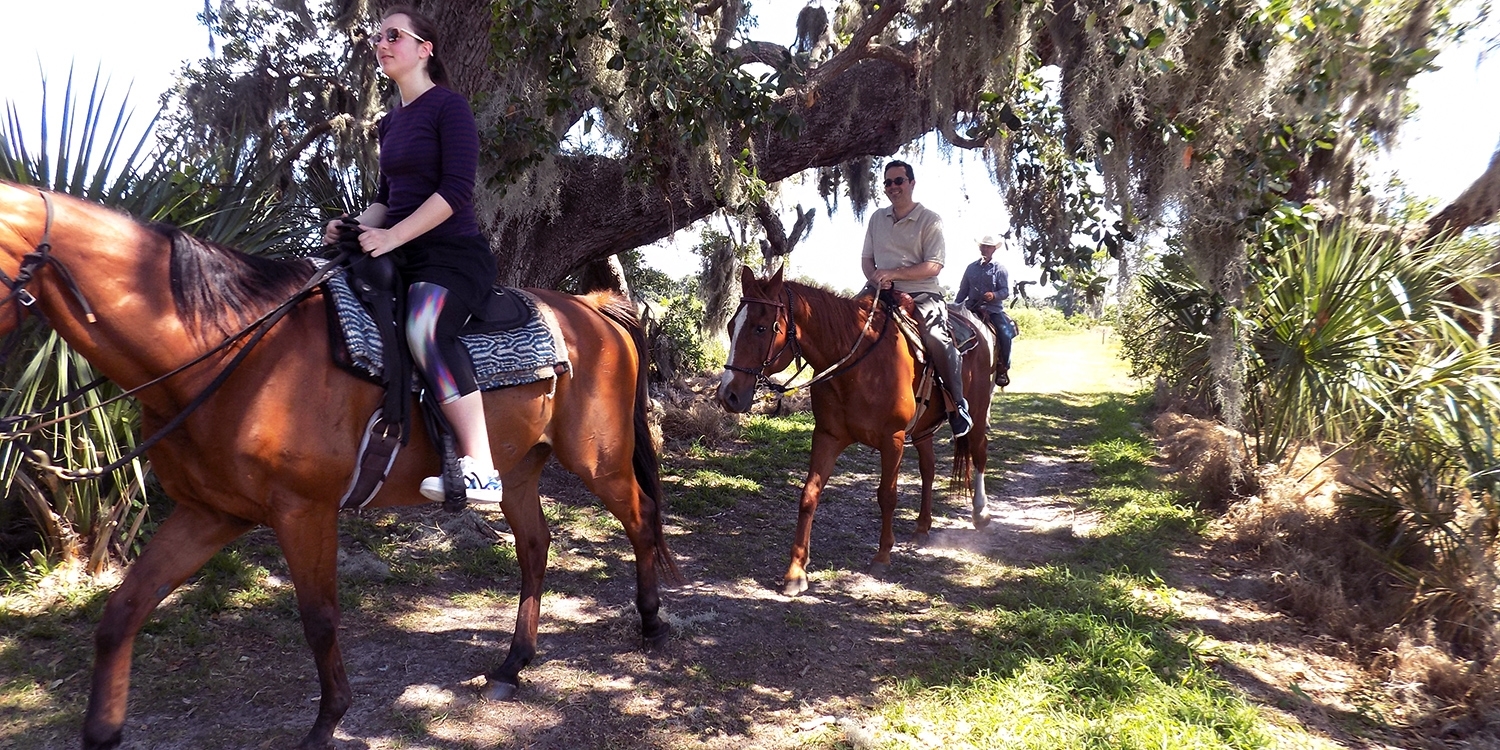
xmin=783 ymin=280 xmax=872 ymax=346
xmin=151 ymin=224 xmax=318 ymax=340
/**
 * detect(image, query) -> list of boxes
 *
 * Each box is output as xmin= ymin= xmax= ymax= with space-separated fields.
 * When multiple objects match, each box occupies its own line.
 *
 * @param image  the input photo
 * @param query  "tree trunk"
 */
xmin=576 ymin=255 xmax=631 ymax=297
xmin=427 ymin=1 xmax=497 ymax=100
xmin=487 ymin=59 xmax=928 ymax=287
xmin=1423 ymin=141 xmax=1500 ymax=242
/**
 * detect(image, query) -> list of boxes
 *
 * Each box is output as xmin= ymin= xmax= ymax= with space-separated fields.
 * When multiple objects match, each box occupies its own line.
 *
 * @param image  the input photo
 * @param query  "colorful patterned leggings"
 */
xmin=406 ymin=282 xmax=479 ymax=404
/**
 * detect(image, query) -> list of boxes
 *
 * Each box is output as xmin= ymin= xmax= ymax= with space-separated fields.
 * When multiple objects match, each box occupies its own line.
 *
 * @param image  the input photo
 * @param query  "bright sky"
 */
xmin=4 ymin=1 xmax=1497 ymax=293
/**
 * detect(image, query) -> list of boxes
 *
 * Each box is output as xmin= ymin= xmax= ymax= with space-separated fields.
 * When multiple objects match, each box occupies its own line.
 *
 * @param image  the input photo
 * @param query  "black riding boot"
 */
xmin=938 ymin=344 xmax=972 ymax=437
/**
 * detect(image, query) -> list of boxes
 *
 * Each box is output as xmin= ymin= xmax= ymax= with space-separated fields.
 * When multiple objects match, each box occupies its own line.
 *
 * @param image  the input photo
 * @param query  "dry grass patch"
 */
xmin=1153 ymin=410 xmax=1254 ymax=507
xmin=653 ymin=376 xmax=741 ymax=448
xmin=1153 ymin=413 xmax=1500 ymax=743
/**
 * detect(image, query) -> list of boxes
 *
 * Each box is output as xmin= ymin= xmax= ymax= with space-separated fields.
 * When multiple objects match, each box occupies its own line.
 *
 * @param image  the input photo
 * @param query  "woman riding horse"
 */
xmin=323 ymin=7 xmax=502 ymax=503
xmin=0 ymin=179 xmax=678 ymax=749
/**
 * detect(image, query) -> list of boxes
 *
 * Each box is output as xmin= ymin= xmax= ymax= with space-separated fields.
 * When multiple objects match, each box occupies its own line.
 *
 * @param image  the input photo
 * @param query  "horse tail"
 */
xmin=950 ymin=433 xmax=974 ymax=496
xmin=591 ymin=293 xmax=685 ymax=585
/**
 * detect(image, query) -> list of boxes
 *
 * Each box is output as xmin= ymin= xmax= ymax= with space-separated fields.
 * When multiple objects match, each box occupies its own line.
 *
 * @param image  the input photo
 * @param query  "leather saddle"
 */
xmin=332 ymin=231 xmax=537 ymax=513
xmin=875 ymin=289 xmax=985 ymax=439
xmin=876 ymin=289 xmax=983 ymax=360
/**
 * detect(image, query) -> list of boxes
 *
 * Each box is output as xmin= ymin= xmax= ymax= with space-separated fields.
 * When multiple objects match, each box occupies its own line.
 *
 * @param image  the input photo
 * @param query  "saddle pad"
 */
xmin=947 ymin=304 xmax=985 ymax=355
xmin=321 ymin=264 xmax=569 ymax=390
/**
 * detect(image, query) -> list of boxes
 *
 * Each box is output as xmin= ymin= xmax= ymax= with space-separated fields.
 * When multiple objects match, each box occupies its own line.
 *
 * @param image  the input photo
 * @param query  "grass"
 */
xmin=871 ymin=389 xmax=1266 ymax=748
xmin=663 ymin=412 xmax=815 ymax=517
xmin=840 ymin=330 xmax=1301 ymax=749
xmin=1006 ymin=306 xmax=1099 ymax=338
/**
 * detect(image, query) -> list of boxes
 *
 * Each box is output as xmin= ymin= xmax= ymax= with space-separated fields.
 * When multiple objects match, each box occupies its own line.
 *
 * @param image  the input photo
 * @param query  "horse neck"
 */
xmin=21 ymin=197 xmax=207 ymax=392
xmin=786 ymin=283 xmax=875 ymax=371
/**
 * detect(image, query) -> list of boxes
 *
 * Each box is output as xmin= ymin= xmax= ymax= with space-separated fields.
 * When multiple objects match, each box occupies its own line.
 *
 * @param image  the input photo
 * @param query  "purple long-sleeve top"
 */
xmin=373 ymin=85 xmax=482 ymax=240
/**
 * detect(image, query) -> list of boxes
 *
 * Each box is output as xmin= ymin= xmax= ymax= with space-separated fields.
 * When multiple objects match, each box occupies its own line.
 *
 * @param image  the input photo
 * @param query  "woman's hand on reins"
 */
xmin=357 ymin=227 xmax=401 ymax=257
xmin=322 ymin=219 xmax=344 ymax=245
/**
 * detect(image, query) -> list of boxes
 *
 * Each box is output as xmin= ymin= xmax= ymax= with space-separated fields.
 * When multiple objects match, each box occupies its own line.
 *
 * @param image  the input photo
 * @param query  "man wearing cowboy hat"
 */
xmin=955 ymin=232 xmax=1015 ymax=387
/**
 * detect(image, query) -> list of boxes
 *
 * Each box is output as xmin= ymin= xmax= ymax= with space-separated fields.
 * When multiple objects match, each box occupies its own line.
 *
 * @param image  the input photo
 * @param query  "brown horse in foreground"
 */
xmin=715 ymin=267 xmax=994 ymax=596
xmin=0 ymin=182 xmax=678 ymax=749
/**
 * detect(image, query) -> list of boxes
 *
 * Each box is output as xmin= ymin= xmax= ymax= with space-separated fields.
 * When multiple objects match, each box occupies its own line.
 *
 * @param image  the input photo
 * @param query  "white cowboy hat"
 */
xmin=977 ymin=234 xmax=1002 ymax=246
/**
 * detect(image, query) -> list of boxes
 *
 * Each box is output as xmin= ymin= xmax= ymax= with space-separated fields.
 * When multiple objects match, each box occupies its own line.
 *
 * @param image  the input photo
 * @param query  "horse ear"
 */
xmin=739 ymin=264 xmax=756 ymax=288
xmin=769 ymin=265 xmax=785 ymax=287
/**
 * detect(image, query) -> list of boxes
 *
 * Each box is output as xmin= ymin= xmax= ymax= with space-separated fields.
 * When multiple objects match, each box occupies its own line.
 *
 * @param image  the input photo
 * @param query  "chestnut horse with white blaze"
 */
xmin=0 ymin=181 xmax=679 ymax=750
xmin=715 ymin=267 xmax=994 ymax=596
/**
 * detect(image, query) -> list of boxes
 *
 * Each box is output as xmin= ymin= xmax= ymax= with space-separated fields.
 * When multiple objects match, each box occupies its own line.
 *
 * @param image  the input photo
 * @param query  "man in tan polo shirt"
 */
xmin=862 ymin=160 xmax=972 ymax=437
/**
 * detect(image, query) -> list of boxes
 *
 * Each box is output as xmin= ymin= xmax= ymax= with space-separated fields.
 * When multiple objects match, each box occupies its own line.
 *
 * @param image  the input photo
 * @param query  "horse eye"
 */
xmin=754 ymin=325 xmax=768 ymax=334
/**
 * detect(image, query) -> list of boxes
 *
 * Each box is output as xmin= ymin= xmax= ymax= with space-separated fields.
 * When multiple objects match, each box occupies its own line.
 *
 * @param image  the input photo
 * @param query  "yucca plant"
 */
xmin=0 ymin=67 xmax=343 ymax=574
xmin=0 ymin=69 xmax=169 ymax=573
xmin=1340 ymin=275 xmax=1500 ymax=658
xmin=1245 ymin=226 xmax=1500 ymax=655
xmin=1243 ymin=228 xmax=1483 ymax=462
xmin=1120 ymin=214 xmax=1500 ymax=658
xmin=1114 ymin=251 xmax=1220 ymax=407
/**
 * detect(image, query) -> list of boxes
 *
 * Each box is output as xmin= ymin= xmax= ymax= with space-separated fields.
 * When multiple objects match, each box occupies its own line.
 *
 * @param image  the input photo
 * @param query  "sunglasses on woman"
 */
xmin=370 ymin=27 xmax=426 ymax=46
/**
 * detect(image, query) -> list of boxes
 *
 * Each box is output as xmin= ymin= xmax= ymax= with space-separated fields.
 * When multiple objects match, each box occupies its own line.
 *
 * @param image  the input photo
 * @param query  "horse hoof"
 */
xmin=867 ymin=561 xmax=891 ymax=578
xmin=912 ymin=530 xmax=930 ymax=546
xmin=82 ymin=731 xmax=123 ymax=750
xmin=643 ymin=622 xmax=672 ymax=651
xmin=481 ymin=678 xmax=521 ymax=702
xmin=782 ymin=576 xmax=808 ymax=597
xmin=973 ymin=509 xmax=992 ymax=530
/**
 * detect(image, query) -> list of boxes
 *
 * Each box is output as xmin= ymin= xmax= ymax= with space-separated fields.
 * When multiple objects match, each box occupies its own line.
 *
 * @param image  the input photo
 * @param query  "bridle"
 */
xmin=723 ymin=288 xmax=801 ymax=391
xmin=0 ymin=190 xmax=98 ymax=327
xmin=723 ymin=285 xmax=890 ymax=394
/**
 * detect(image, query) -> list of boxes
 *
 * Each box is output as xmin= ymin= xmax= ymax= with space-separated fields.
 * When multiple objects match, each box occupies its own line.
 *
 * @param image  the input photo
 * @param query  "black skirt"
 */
xmin=391 ymin=233 xmax=499 ymax=318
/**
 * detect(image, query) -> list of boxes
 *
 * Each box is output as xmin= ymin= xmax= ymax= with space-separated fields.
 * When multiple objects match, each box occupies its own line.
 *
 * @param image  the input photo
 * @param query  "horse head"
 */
xmin=716 ymin=265 xmax=795 ymax=413
xmin=0 ymin=182 xmax=85 ymax=340
xmin=0 ymin=183 xmax=184 ymax=375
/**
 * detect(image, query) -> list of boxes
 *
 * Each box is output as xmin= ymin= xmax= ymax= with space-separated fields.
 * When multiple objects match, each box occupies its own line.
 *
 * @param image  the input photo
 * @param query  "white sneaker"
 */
xmin=419 ymin=456 xmax=503 ymax=504
xmin=419 ymin=474 xmax=445 ymax=502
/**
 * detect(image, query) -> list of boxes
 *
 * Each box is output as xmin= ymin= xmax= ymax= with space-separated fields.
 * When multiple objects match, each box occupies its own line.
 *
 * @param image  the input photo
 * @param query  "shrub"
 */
xmin=1006 ymin=305 xmax=1094 ymax=338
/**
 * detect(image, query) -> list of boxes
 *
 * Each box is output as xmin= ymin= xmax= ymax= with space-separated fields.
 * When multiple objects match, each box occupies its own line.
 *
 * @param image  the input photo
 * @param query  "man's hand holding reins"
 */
xmin=867 ymin=260 xmax=943 ymax=291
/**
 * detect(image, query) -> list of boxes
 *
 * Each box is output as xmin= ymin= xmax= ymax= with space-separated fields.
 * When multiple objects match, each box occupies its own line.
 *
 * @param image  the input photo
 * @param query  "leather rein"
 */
xmin=0 ymin=189 xmax=352 ymax=481
xmin=724 ymin=286 xmax=889 ymax=394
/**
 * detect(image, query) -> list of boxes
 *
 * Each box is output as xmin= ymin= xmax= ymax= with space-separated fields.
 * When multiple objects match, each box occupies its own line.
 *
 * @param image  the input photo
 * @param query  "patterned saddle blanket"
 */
xmin=321 ymin=265 xmax=569 ymax=390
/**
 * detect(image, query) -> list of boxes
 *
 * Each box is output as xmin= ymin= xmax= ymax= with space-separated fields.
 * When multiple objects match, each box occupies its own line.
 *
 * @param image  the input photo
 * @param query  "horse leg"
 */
xmin=912 ymin=434 xmax=937 ymax=544
xmin=483 ymin=446 xmax=551 ymax=701
xmin=868 ymin=434 xmax=905 ymax=576
xmin=970 ymin=425 xmax=993 ymax=529
xmin=83 ymin=505 xmax=252 ymax=750
xmin=271 ymin=506 xmax=351 ymax=750
xmin=574 ymin=462 xmax=670 ymax=650
xmin=966 ymin=358 xmax=994 ymax=530
xmin=784 ymin=430 xmax=847 ymax=596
